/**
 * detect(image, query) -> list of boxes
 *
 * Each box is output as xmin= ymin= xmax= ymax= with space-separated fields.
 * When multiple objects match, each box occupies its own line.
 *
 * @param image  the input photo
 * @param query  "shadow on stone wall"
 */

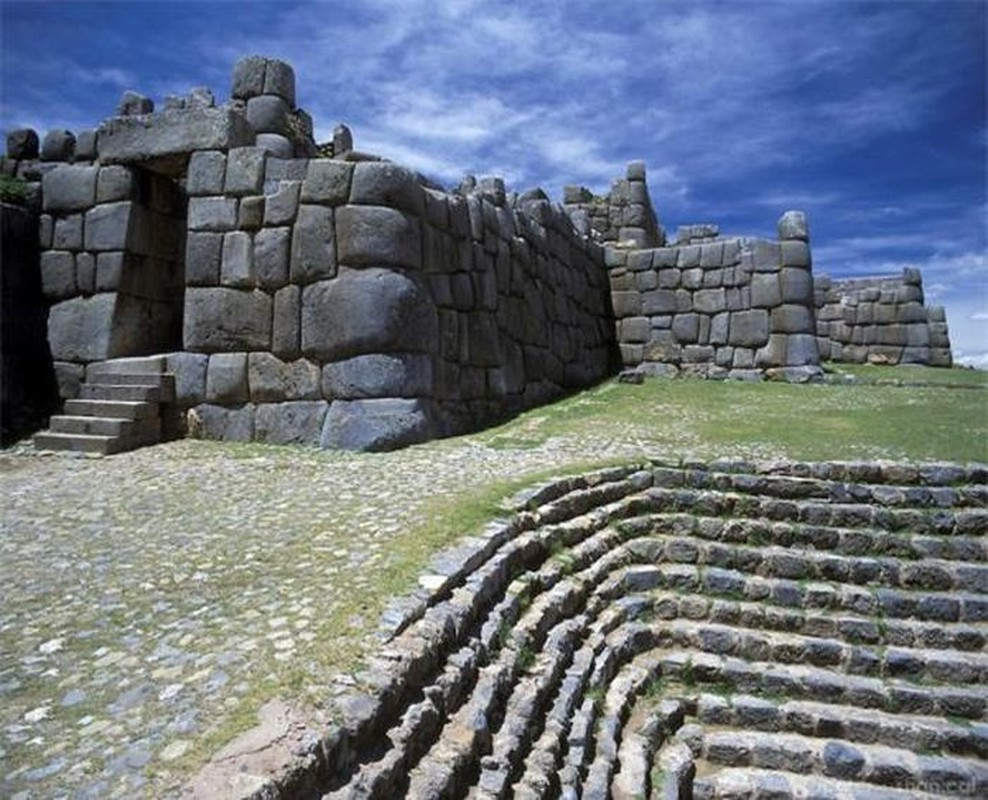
xmin=2 ymin=202 xmax=60 ymax=445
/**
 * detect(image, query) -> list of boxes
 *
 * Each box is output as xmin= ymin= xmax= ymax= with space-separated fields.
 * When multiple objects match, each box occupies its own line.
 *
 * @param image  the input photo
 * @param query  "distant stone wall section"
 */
xmin=604 ymin=211 xmax=821 ymax=381
xmin=563 ymin=162 xmax=666 ymax=249
xmin=814 ymin=268 xmax=952 ymax=367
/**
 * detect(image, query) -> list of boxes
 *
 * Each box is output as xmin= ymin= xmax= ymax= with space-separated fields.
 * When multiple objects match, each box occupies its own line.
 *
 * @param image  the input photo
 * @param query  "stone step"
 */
xmin=32 ymin=431 xmax=157 ymax=456
xmin=692 ymin=765 xmax=948 ymax=800
xmin=49 ymin=414 xmax=161 ymax=438
xmin=62 ymin=398 xmax=157 ymax=420
xmin=85 ymin=355 xmax=166 ymax=378
xmin=80 ymin=383 xmax=166 ymax=403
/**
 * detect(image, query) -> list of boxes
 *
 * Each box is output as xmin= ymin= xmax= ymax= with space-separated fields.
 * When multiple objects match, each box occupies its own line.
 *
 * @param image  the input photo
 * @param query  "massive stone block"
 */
xmin=272 ymin=285 xmax=301 ymax=358
xmin=349 ymin=162 xmax=424 ymax=215
xmin=729 ymin=309 xmax=770 ymax=347
xmin=47 ymin=293 xmax=116 ymax=361
xmin=255 ymin=401 xmax=327 ymax=445
xmin=224 ymin=147 xmax=266 ymax=196
xmin=186 ymin=151 xmax=227 ymax=196
xmin=322 ymin=353 xmax=434 ymax=399
xmin=301 ymin=160 xmax=353 ymax=205
xmin=320 ymin=397 xmax=436 ymax=452
xmin=336 ymin=205 xmax=422 ymax=268
xmin=42 ymin=165 xmax=98 ymax=212
xmin=165 ymin=351 xmax=208 ymax=405
xmin=301 ymin=268 xmax=438 ymax=361
xmin=206 ymin=352 xmax=248 ymax=403
xmin=183 ymin=287 xmax=272 ymax=352
xmin=97 ymin=107 xmax=253 ymax=170
xmin=290 ymin=205 xmax=335 ymax=283
xmin=248 ymin=353 xmax=320 ymax=402
xmin=254 ymin=227 xmax=290 ymax=289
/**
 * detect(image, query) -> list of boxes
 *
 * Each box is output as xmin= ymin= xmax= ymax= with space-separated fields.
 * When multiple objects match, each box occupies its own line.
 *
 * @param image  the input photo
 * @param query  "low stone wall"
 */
xmin=605 ymin=211 xmax=821 ymax=380
xmin=563 ymin=161 xmax=665 ymax=248
xmin=815 ymin=268 xmax=952 ymax=366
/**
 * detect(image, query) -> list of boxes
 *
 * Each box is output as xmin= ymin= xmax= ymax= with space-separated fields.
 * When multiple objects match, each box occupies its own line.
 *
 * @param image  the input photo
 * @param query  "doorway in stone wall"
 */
xmin=110 ymin=166 xmax=187 ymax=356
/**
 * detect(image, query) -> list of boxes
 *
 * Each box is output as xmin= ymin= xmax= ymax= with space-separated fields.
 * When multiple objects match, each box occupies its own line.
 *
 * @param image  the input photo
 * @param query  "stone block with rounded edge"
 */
xmin=188 ymin=197 xmax=238 ymax=231
xmin=255 ymin=401 xmax=328 ymax=445
xmin=75 ymin=130 xmax=98 ymax=161
xmin=290 ymin=205 xmax=335 ymax=283
xmin=47 ymin=294 xmax=116 ymax=361
xmin=301 ymin=160 xmax=353 ymax=205
xmin=220 ymin=231 xmax=254 ymax=288
xmin=781 ymin=240 xmax=811 ymax=268
xmin=349 ymin=162 xmax=424 ymax=215
xmin=301 ymin=268 xmax=438 ymax=361
xmin=40 ymin=251 xmax=76 ymax=299
xmin=96 ymin=252 xmax=125 ymax=291
xmin=231 ymin=56 xmax=267 ymax=99
xmin=185 ymin=231 xmax=223 ymax=286
xmin=336 ymin=205 xmax=422 ymax=268
xmin=254 ymin=227 xmax=290 ymax=288
xmin=7 ymin=128 xmax=39 ymax=159
xmin=190 ymin=403 xmax=255 ymax=442
xmin=263 ymin=60 xmax=296 ymax=105
xmin=272 ymin=285 xmax=301 ymax=358
xmin=320 ymin=397 xmax=436 ymax=452
xmin=778 ymin=210 xmax=809 ymax=241
xmin=248 ymin=353 xmax=321 ymax=402
xmin=264 ymin=181 xmax=300 ymax=226
xmin=84 ymin=202 xmax=133 ymax=251
xmin=255 ymin=133 xmax=293 ymax=158
xmin=41 ymin=130 xmax=75 ymax=162
xmin=96 ymin=165 xmax=134 ymax=203
xmin=780 ymin=267 xmax=814 ymax=304
xmin=672 ymin=313 xmax=700 ymax=343
xmin=225 ymin=147 xmax=266 ymax=196
xmin=206 ymin=352 xmax=248 ymax=403
xmin=117 ymin=91 xmax=153 ymax=116
xmin=771 ymin=303 xmax=815 ymax=334
xmin=322 ymin=353 xmax=434 ymax=399
xmin=42 ymin=165 xmax=98 ymax=212
xmin=786 ymin=333 xmax=820 ymax=366
xmin=165 ymin=351 xmax=208 ymax=405
xmin=750 ymin=272 xmax=782 ymax=308
xmin=76 ymin=253 xmax=95 ymax=294
xmin=186 ymin=151 xmax=226 ymax=196
xmin=183 ymin=287 xmax=272 ymax=352
xmin=53 ymin=215 xmax=83 ymax=250
xmin=729 ymin=309 xmax=770 ymax=347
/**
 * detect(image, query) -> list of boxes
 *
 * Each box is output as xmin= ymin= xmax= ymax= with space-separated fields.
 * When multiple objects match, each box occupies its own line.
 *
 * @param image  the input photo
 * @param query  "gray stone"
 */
xmin=192 ymin=403 xmax=255 ymax=441
xmin=248 ymin=353 xmax=320 ymax=401
xmin=301 ymin=268 xmax=437 ymax=361
xmin=117 ymin=91 xmax=153 ymax=116
xmin=694 ymin=288 xmax=726 ymax=314
xmin=165 ymin=351 xmax=208 ymax=404
xmin=206 ymin=353 xmax=248 ymax=403
xmin=255 ymin=133 xmax=293 ymax=158
xmin=264 ymin=181 xmax=300 ymax=226
xmin=40 ymin=251 xmax=76 ymax=299
xmin=821 ymin=741 xmax=864 ymax=778
xmin=246 ymin=95 xmax=290 ymax=136
xmin=97 ymin=107 xmax=253 ymax=167
xmin=185 ymin=231 xmax=223 ymax=286
xmin=76 ymin=252 xmax=95 ymax=294
xmin=271 ymin=284 xmax=301 ymax=359
xmin=47 ymin=294 xmax=117 ymax=361
xmin=84 ymin=202 xmax=133 ymax=251
xmin=183 ymin=287 xmax=272 ymax=352
xmin=336 ymin=205 xmax=422 ymax=268
xmin=263 ymin=59 xmax=296 ymax=104
xmin=238 ymin=195 xmax=264 ymax=230
xmin=301 ymin=160 xmax=353 ymax=205
xmin=672 ymin=313 xmax=700 ymax=343
xmin=188 ymin=196 xmax=238 ymax=231
xmin=641 ymin=289 xmax=677 ymax=315
xmin=320 ymin=397 xmax=436 ymax=451
xmin=771 ymin=304 xmax=814 ymax=334
xmin=750 ymin=273 xmax=781 ymax=307
xmin=291 ymin=205 xmax=336 ymax=283
xmin=187 ymin=86 xmax=216 ymax=108
xmin=225 ymin=147 xmax=266 ymax=196
xmin=349 ymin=162 xmax=424 ymax=215
xmin=40 ymin=129 xmax=75 ymax=162
xmin=186 ymin=151 xmax=227 ymax=195
xmin=322 ymin=353 xmax=434 ymax=399
xmin=96 ymin=165 xmax=133 ymax=203
xmin=778 ymin=210 xmax=809 ymax=241
xmin=95 ymin=252 xmax=125 ymax=291
xmin=781 ymin=240 xmax=810 ymax=268
xmin=52 ymin=214 xmax=83 ymax=251
xmin=780 ymin=267 xmax=813 ymax=304
xmin=220 ymin=231 xmax=254 ymax=288
xmin=42 ymin=165 xmax=98 ymax=212
xmin=619 ymin=317 xmax=650 ymax=343
xmin=255 ymin=401 xmax=328 ymax=445
xmin=74 ymin=129 xmax=98 ymax=160
xmin=333 ymin=123 xmax=353 ymax=156
xmin=748 ymin=239 xmax=782 ymax=271
xmin=786 ymin=334 xmax=819 ymax=366
xmin=6 ymin=128 xmax=39 ymax=159
xmin=231 ymin=55 xmax=267 ymax=99
xmin=729 ymin=309 xmax=769 ymax=346
xmin=254 ymin=227 xmax=290 ymax=289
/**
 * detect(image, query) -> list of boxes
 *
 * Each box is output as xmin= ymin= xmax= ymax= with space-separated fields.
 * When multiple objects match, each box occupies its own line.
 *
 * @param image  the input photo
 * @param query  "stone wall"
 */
xmin=814 ymin=268 xmax=952 ymax=367
xmin=605 ymin=211 xmax=822 ymax=380
xmin=563 ymin=162 xmax=665 ymax=249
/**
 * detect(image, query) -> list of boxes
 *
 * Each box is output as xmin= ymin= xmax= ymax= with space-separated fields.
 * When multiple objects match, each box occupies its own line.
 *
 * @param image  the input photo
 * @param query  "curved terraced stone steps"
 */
xmin=261 ymin=459 xmax=987 ymax=799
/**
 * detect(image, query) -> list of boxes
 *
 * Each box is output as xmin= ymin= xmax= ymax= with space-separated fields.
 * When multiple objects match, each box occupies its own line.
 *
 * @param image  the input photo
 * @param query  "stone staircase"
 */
xmin=34 ymin=356 xmax=174 ymax=455
xmin=260 ymin=458 xmax=987 ymax=800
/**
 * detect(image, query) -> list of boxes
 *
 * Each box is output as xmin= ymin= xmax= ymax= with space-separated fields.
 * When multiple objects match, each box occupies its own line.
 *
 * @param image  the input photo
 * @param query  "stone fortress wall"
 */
xmin=0 ymin=55 xmax=955 ymax=450
xmin=814 ymin=269 xmax=952 ymax=367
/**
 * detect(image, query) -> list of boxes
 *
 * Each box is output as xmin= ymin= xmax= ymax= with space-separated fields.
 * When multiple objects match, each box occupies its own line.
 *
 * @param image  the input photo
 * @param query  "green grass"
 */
xmin=824 ymin=362 xmax=988 ymax=387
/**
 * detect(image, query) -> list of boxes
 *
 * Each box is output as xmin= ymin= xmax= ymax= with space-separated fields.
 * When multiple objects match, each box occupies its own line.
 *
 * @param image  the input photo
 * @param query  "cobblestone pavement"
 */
xmin=0 ymin=412 xmax=696 ymax=799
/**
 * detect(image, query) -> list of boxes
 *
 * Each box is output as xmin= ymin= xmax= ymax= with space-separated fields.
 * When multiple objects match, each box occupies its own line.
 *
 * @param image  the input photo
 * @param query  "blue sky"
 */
xmin=2 ymin=0 xmax=986 ymax=365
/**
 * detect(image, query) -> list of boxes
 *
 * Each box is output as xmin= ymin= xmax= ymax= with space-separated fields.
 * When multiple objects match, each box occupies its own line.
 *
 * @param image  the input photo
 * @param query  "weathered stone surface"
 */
xmin=185 ymin=231 xmax=223 ymax=286
xmin=165 ymin=351 xmax=208 ymax=405
xmin=96 ymin=165 xmax=134 ymax=203
xmin=97 ymin=107 xmax=252 ymax=167
xmin=254 ymin=227 xmax=290 ymax=289
xmin=186 ymin=151 xmax=227 ymax=196
xmin=206 ymin=352 xmax=248 ymax=403
xmin=84 ymin=202 xmax=133 ymax=251
xmin=40 ymin=251 xmax=76 ymax=299
xmin=95 ymin=252 xmax=125 ymax=291
xmin=238 ymin=195 xmax=264 ymax=230
xmin=231 ymin=55 xmax=267 ymax=99
xmin=264 ymin=181 xmax=300 ymax=226
xmin=349 ymin=162 xmax=424 ymax=215
xmin=246 ymin=95 xmax=290 ymax=136
xmin=52 ymin=214 xmax=83 ymax=251
xmin=729 ymin=309 xmax=769 ymax=347
xmin=191 ymin=403 xmax=254 ymax=441
xmin=780 ymin=267 xmax=813 ymax=304
xmin=248 ymin=353 xmax=321 ymax=402
xmin=225 ymin=147 xmax=266 ymax=196
xmin=6 ymin=128 xmax=39 ymax=159
xmin=220 ymin=231 xmax=254 ymax=288
xmin=301 ymin=160 xmax=353 ymax=205
xmin=74 ymin=129 xmax=98 ymax=161
xmin=188 ymin=197 xmax=238 ymax=231
xmin=320 ymin=397 xmax=436 ymax=451
xmin=42 ymin=165 xmax=98 ymax=212
xmin=301 ymin=268 xmax=437 ymax=361
xmin=255 ymin=401 xmax=328 ymax=445
xmin=336 ymin=205 xmax=422 ymax=268
xmin=40 ymin=129 xmax=75 ymax=162
xmin=272 ymin=285 xmax=301 ymax=358
xmin=183 ymin=287 xmax=272 ymax=352
xmin=255 ymin=133 xmax=293 ymax=158
xmin=76 ymin=252 xmax=95 ymax=294
xmin=322 ymin=353 xmax=434 ymax=399
xmin=771 ymin=304 xmax=815 ymax=334
xmin=290 ymin=205 xmax=336 ymax=283
xmin=46 ymin=294 xmax=116 ymax=361
xmin=778 ymin=210 xmax=809 ymax=241
xmin=750 ymin=273 xmax=781 ymax=308
xmin=263 ymin=60 xmax=296 ymax=104
xmin=117 ymin=91 xmax=153 ymax=116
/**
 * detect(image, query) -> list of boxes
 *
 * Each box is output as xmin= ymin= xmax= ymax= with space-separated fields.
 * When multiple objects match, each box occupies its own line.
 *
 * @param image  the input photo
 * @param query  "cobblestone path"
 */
xmin=0 ymin=421 xmax=672 ymax=799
